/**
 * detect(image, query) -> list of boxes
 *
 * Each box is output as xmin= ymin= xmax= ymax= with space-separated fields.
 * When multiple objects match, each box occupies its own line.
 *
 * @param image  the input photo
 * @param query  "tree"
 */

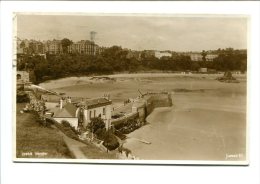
xmin=61 ymin=38 xmax=73 ymax=53
xmin=103 ymin=130 xmax=119 ymax=150
xmin=87 ymin=117 xmax=105 ymax=133
xmin=201 ymin=50 xmax=207 ymax=62
xmin=20 ymin=41 xmax=25 ymax=48
xmin=28 ymin=42 xmax=36 ymax=54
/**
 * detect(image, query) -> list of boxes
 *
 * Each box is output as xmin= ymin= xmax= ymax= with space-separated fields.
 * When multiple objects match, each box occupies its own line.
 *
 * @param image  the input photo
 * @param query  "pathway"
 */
xmin=52 ymin=126 xmax=87 ymax=159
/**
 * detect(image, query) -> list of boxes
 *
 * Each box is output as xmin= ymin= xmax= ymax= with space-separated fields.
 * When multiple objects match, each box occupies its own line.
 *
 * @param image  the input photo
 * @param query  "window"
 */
xmin=94 ymin=110 xmax=96 ymax=117
xmin=89 ymin=111 xmax=92 ymax=119
xmin=103 ymin=107 xmax=106 ymax=115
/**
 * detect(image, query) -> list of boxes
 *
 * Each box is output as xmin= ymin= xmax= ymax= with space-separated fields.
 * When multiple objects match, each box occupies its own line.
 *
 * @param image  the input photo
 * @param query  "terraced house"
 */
xmin=44 ymin=39 xmax=63 ymax=54
xmin=77 ymin=97 xmax=112 ymax=129
xmin=68 ymin=40 xmax=98 ymax=55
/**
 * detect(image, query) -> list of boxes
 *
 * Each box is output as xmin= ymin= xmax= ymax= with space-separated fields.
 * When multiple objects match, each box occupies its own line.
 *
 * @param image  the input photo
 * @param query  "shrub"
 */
xmin=55 ymin=122 xmax=79 ymax=141
xmin=114 ymin=118 xmax=142 ymax=134
xmin=95 ymin=128 xmax=107 ymax=140
xmin=61 ymin=120 xmax=71 ymax=127
xmin=118 ymin=146 xmax=132 ymax=156
xmin=61 ymin=120 xmax=79 ymax=134
xmin=46 ymin=118 xmax=56 ymax=126
xmin=103 ymin=132 xmax=119 ymax=151
xmin=17 ymin=91 xmax=29 ymax=103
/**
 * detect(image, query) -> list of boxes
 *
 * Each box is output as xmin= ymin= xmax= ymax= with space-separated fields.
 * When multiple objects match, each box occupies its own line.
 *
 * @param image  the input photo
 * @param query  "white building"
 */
xmin=52 ymin=101 xmax=79 ymax=129
xmin=190 ymin=53 xmax=203 ymax=61
xmin=189 ymin=53 xmax=218 ymax=61
xmin=199 ymin=67 xmax=207 ymax=73
xmin=154 ymin=51 xmax=172 ymax=59
xmin=77 ymin=97 xmax=112 ymax=129
xmin=17 ymin=71 xmax=30 ymax=83
xmin=205 ymin=54 xmax=218 ymax=61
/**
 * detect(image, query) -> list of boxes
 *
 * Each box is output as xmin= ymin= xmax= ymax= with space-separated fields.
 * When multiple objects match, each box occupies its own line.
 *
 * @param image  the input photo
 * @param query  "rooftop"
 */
xmin=78 ymin=98 xmax=112 ymax=109
xmin=53 ymin=103 xmax=77 ymax=118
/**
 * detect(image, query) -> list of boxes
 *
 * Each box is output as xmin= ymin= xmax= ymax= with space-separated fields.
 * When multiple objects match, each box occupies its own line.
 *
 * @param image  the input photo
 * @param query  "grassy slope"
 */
xmin=16 ymin=103 xmax=73 ymax=159
xmin=80 ymin=145 xmax=118 ymax=159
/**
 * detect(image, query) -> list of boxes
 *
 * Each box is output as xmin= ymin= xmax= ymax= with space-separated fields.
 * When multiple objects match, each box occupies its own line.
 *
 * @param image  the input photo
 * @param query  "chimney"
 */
xmin=68 ymin=97 xmax=72 ymax=103
xmin=104 ymin=93 xmax=110 ymax=101
xmin=60 ymin=98 xmax=63 ymax=109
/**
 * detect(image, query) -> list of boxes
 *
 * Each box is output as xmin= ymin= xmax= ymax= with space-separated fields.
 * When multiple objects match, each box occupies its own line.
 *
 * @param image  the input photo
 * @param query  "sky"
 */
xmin=16 ymin=14 xmax=248 ymax=52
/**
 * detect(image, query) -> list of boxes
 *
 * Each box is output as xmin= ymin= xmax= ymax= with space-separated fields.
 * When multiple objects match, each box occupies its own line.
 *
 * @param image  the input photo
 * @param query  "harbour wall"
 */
xmin=143 ymin=92 xmax=173 ymax=118
xmin=112 ymin=92 xmax=173 ymax=126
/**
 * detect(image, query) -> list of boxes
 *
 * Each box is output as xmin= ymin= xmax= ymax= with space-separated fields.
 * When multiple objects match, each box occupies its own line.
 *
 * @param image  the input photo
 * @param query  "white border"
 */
xmin=1 ymin=1 xmax=260 ymax=184
xmin=12 ymin=12 xmax=250 ymax=166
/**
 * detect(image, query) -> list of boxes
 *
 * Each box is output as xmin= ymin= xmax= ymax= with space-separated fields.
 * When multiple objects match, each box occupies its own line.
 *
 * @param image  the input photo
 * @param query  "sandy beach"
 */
xmin=39 ymin=73 xmax=247 ymax=160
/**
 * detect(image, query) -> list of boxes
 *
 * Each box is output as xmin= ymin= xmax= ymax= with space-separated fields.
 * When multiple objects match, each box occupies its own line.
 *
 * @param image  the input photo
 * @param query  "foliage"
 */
xmin=102 ymin=130 xmax=120 ymax=151
xmin=17 ymin=46 xmax=247 ymax=84
xmin=201 ymin=50 xmax=207 ymax=62
xmin=87 ymin=117 xmax=105 ymax=133
xmin=55 ymin=121 xmax=79 ymax=140
xmin=61 ymin=38 xmax=73 ymax=53
xmin=87 ymin=117 xmax=120 ymax=150
xmin=212 ymin=48 xmax=247 ymax=72
xmin=17 ymin=91 xmax=29 ymax=103
xmin=114 ymin=118 xmax=142 ymax=134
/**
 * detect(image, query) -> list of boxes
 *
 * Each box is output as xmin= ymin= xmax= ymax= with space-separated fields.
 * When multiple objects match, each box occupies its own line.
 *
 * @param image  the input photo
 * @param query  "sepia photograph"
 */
xmin=14 ymin=13 xmax=248 ymax=164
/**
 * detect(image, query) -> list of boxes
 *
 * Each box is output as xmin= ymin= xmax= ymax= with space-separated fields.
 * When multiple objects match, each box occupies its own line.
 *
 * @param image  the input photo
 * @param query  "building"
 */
xmin=52 ymin=102 xmax=79 ymax=129
xmin=17 ymin=70 xmax=30 ymax=90
xmin=28 ymin=40 xmax=44 ymax=54
xmin=205 ymin=54 xmax=218 ymax=61
xmin=189 ymin=53 xmax=203 ymax=61
xmin=96 ymin=46 xmax=107 ymax=55
xmin=17 ymin=71 xmax=30 ymax=83
xmin=17 ymin=39 xmax=30 ymax=54
xmin=126 ymin=50 xmax=141 ymax=60
xmin=188 ymin=52 xmax=218 ymax=62
xmin=17 ymin=39 xmax=45 ymax=55
xmin=77 ymin=97 xmax=112 ymax=129
xmin=141 ymin=50 xmax=156 ymax=58
xmin=68 ymin=40 xmax=98 ymax=55
xmin=44 ymin=39 xmax=63 ymax=54
xmin=154 ymin=51 xmax=172 ymax=59
xmin=199 ymin=68 xmax=207 ymax=73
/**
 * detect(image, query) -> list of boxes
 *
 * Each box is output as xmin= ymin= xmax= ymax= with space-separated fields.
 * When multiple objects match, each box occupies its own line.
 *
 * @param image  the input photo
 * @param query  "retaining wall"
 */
xmin=111 ymin=92 xmax=172 ymax=127
xmin=144 ymin=93 xmax=173 ymax=117
xmin=111 ymin=112 xmax=139 ymax=126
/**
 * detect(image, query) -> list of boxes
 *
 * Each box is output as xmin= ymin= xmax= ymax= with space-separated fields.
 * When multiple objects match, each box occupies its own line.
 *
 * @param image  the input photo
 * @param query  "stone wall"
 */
xmin=17 ymin=71 xmax=30 ymax=83
xmin=111 ymin=92 xmax=172 ymax=130
xmin=111 ymin=112 xmax=139 ymax=126
xmin=144 ymin=92 xmax=172 ymax=117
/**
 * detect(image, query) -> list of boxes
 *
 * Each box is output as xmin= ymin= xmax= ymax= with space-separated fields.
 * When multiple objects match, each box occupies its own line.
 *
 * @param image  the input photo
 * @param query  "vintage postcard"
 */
xmin=13 ymin=13 xmax=248 ymax=165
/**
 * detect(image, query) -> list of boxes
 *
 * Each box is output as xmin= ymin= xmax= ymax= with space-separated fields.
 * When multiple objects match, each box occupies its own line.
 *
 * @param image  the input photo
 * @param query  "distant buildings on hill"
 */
xmin=188 ymin=52 xmax=218 ymax=62
xmin=154 ymin=51 xmax=172 ymax=59
xmin=68 ymin=40 xmax=98 ymax=55
xmin=16 ymin=37 xmax=246 ymax=63
xmin=16 ymin=38 xmax=104 ymax=56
